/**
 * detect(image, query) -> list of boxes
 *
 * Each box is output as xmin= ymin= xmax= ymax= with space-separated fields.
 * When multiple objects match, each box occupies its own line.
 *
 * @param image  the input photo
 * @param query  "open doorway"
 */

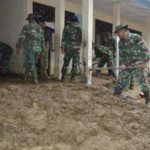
xmin=33 ymin=2 xmax=55 ymax=75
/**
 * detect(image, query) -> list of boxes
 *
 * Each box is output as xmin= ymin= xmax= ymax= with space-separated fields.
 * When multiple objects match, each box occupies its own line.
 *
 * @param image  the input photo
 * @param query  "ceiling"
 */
xmin=66 ymin=0 xmax=150 ymax=25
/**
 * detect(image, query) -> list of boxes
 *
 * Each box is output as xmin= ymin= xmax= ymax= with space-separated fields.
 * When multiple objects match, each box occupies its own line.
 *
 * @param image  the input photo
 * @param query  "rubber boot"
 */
xmin=144 ymin=91 xmax=150 ymax=105
xmin=129 ymin=76 xmax=134 ymax=90
xmin=96 ymin=70 xmax=101 ymax=77
xmin=70 ymin=74 xmax=76 ymax=82
xmin=113 ymin=86 xmax=122 ymax=95
xmin=32 ymin=69 xmax=38 ymax=84
xmin=108 ymin=70 xmax=115 ymax=78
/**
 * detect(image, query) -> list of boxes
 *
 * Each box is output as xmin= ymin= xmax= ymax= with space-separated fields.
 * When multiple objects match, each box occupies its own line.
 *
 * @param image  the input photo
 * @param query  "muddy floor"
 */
xmin=0 ymin=74 xmax=150 ymax=150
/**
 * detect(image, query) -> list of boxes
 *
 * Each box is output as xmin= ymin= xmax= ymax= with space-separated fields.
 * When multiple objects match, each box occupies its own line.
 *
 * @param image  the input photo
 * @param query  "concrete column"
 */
xmin=54 ymin=0 xmax=65 ymax=79
xmin=113 ymin=0 xmax=120 ymax=79
xmin=145 ymin=18 xmax=150 ymax=49
xmin=82 ymin=0 xmax=93 ymax=85
xmin=144 ymin=18 xmax=150 ymax=73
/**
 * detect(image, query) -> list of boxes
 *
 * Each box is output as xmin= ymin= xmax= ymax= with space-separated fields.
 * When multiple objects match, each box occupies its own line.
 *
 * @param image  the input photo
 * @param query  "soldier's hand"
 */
xmin=61 ymin=48 xmax=65 ymax=54
xmin=120 ymin=64 xmax=126 ymax=71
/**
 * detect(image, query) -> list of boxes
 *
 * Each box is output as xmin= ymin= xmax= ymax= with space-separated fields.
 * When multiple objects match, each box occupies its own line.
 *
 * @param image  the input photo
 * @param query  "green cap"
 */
xmin=26 ymin=13 xmax=35 ymax=21
xmin=114 ymin=24 xmax=128 ymax=33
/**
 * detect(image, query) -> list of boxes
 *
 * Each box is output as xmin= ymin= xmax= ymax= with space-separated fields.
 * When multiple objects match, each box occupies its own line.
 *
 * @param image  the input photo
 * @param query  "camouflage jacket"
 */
xmin=119 ymin=32 xmax=150 ymax=66
xmin=104 ymin=38 xmax=116 ymax=55
xmin=94 ymin=44 xmax=114 ymax=58
xmin=17 ymin=22 xmax=45 ymax=53
xmin=61 ymin=23 xmax=82 ymax=51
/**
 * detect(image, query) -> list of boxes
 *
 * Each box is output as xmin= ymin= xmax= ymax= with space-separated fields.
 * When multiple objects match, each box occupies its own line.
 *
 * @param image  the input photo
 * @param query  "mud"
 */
xmin=0 ymin=75 xmax=150 ymax=150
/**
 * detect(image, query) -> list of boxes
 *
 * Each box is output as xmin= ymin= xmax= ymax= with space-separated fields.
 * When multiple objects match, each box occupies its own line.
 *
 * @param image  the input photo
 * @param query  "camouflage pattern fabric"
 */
xmin=94 ymin=42 xmax=115 ymax=76
xmin=16 ymin=22 xmax=45 ymax=72
xmin=61 ymin=23 xmax=82 ymax=76
xmin=117 ymin=32 xmax=150 ymax=92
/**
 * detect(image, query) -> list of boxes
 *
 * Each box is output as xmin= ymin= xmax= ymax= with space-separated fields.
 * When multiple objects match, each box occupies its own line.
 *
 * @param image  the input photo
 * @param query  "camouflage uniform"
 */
xmin=114 ymin=32 xmax=150 ymax=104
xmin=16 ymin=20 xmax=45 ymax=83
xmin=0 ymin=42 xmax=13 ymax=74
xmin=61 ymin=19 xmax=82 ymax=81
xmin=94 ymin=40 xmax=115 ymax=76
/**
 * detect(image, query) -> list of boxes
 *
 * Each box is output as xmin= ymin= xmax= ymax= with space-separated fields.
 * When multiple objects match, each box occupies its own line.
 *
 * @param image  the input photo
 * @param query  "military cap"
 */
xmin=114 ymin=24 xmax=128 ymax=33
xmin=26 ymin=13 xmax=35 ymax=20
xmin=71 ymin=16 xmax=79 ymax=23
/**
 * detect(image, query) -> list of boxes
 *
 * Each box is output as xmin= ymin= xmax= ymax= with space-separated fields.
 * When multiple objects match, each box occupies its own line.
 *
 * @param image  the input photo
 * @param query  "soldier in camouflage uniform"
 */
xmin=37 ymin=17 xmax=54 ymax=80
xmin=113 ymin=24 xmax=150 ymax=105
xmin=0 ymin=42 xmax=13 ymax=74
xmin=16 ymin=14 xmax=45 ymax=84
xmin=61 ymin=16 xmax=82 ymax=81
xmin=93 ymin=33 xmax=116 ymax=77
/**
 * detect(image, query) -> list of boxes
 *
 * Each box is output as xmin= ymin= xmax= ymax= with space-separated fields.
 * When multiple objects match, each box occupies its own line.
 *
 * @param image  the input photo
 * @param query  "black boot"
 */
xmin=96 ymin=70 xmax=101 ymax=77
xmin=114 ymin=86 xmax=122 ymax=95
xmin=70 ymin=74 xmax=76 ymax=82
xmin=108 ymin=70 xmax=115 ymax=77
xmin=143 ymin=91 xmax=150 ymax=105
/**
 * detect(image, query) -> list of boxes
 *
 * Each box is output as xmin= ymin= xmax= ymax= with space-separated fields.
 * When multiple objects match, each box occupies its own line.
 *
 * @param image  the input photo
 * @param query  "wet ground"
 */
xmin=0 ymin=74 xmax=150 ymax=150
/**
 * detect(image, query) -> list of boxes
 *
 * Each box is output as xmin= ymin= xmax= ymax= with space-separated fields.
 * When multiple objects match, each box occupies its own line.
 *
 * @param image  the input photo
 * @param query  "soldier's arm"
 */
xmin=16 ymin=25 xmax=27 ymax=49
xmin=134 ymin=34 xmax=150 ymax=63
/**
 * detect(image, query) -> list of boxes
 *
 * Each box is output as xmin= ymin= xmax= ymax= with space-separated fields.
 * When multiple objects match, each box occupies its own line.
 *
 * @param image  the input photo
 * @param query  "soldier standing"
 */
xmin=61 ymin=16 xmax=82 ymax=81
xmin=16 ymin=14 xmax=45 ymax=84
xmin=37 ymin=17 xmax=54 ymax=80
xmin=113 ymin=24 xmax=150 ymax=106
xmin=93 ymin=33 xmax=116 ymax=77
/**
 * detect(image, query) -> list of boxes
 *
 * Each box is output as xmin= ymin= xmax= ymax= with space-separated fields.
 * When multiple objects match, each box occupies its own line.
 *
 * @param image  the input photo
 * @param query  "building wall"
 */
xmin=0 ymin=0 xmax=28 ymax=73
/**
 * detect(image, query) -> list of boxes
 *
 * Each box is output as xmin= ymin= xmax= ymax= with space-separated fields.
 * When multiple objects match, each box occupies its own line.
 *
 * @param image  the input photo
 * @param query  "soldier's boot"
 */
xmin=108 ymin=70 xmax=115 ymax=77
xmin=144 ymin=91 xmax=150 ymax=106
xmin=129 ymin=76 xmax=134 ymax=90
xmin=129 ymin=83 xmax=134 ymax=90
xmin=113 ymin=86 xmax=122 ymax=96
xmin=32 ymin=69 xmax=38 ymax=84
xmin=70 ymin=74 xmax=76 ymax=82
xmin=96 ymin=70 xmax=101 ymax=77
xmin=61 ymin=73 xmax=66 ymax=82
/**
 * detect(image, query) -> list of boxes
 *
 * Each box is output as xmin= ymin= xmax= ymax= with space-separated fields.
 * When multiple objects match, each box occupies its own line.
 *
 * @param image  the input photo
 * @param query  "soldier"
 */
xmin=0 ymin=42 xmax=13 ymax=74
xmin=113 ymin=24 xmax=150 ymax=106
xmin=61 ymin=16 xmax=82 ymax=81
xmin=16 ymin=14 xmax=45 ymax=84
xmin=93 ymin=33 xmax=116 ymax=77
xmin=37 ymin=17 xmax=54 ymax=80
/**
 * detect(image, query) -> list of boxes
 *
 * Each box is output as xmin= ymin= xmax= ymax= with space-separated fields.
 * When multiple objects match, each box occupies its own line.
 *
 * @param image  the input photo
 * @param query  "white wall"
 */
xmin=0 ymin=0 xmax=28 ymax=74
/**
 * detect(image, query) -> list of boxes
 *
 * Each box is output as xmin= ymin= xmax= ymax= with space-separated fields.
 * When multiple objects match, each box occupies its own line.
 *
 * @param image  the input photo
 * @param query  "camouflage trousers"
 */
xmin=61 ymin=49 xmax=79 ymax=75
xmin=24 ymin=50 xmax=40 ymax=72
xmin=97 ymin=54 xmax=115 ymax=76
xmin=116 ymin=68 xmax=150 ymax=92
